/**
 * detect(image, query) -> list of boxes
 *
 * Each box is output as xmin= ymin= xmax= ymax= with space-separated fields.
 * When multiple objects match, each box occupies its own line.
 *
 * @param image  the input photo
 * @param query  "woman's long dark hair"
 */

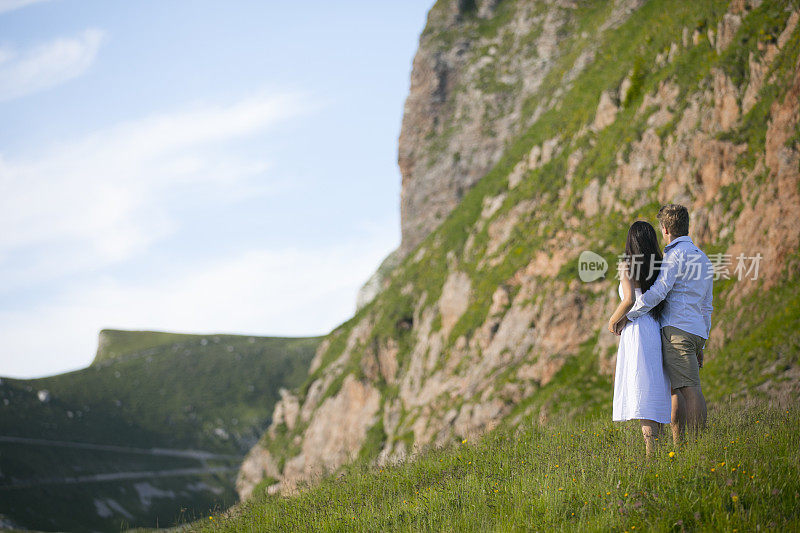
xmin=624 ymin=221 xmax=665 ymax=320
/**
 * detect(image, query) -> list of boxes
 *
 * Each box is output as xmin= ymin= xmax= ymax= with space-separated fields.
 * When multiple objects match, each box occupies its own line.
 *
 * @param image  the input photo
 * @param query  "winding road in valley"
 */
xmin=0 ymin=465 xmax=240 ymax=489
xmin=0 ymin=435 xmax=242 ymax=460
xmin=0 ymin=435 xmax=243 ymax=489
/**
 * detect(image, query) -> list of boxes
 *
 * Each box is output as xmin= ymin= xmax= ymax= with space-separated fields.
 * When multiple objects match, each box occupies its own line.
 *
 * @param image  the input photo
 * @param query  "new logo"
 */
xmin=578 ymin=250 xmax=608 ymax=282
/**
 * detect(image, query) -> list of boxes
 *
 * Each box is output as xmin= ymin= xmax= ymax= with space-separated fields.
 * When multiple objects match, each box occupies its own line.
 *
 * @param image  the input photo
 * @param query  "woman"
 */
xmin=607 ymin=221 xmax=671 ymax=456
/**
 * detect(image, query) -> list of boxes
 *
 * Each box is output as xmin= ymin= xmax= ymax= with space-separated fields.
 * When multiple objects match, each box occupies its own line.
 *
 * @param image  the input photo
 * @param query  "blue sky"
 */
xmin=0 ymin=0 xmax=434 ymax=378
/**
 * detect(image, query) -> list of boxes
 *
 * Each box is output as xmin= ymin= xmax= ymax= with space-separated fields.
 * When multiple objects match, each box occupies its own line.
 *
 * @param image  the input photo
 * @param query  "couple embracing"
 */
xmin=608 ymin=204 xmax=713 ymax=456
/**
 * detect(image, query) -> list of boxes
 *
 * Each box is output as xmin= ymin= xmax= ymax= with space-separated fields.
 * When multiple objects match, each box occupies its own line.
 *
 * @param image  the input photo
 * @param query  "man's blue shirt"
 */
xmin=626 ymin=235 xmax=713 ymax=340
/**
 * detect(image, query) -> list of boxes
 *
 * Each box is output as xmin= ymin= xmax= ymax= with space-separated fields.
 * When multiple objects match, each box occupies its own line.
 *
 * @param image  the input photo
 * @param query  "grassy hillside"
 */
xmin=0 ymin=330 xmax=320 ymax=532
xmin=237 ymin=0 xmax=800 ymax=515
xmin=190 ymin=402 xmax=800 ymax=531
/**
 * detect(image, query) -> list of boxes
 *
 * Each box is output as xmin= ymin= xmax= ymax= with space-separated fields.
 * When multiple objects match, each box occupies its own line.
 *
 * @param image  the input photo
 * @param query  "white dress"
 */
xmin=612 ymin=283 xmax=672 ymax=423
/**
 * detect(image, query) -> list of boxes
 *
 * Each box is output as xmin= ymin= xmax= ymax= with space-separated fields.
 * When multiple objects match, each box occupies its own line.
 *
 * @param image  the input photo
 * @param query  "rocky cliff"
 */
xmin=359 ymin=0 xmax=645 ymax=308
xmin=239 ymin=0 xmax=800 ymax=500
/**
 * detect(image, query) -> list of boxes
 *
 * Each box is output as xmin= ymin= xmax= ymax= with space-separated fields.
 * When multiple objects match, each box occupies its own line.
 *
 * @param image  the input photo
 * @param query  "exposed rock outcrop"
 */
xmin=397 ymin=0 xmax=644 ymax=258
xmin=593 ymin=91 xmax=619 ymax=131
xmin=236 ymin=445 xmax=280 ymax=500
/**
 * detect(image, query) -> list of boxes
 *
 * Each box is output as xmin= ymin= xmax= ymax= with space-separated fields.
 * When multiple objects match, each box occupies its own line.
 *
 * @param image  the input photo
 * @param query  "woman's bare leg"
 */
xmin=640 ymin=419 xmax=660 ymax=457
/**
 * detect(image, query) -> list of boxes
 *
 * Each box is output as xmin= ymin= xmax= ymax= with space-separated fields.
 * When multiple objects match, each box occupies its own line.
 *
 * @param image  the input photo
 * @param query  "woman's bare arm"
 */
xmin=607 ymin=261 xmax=635 ymax=334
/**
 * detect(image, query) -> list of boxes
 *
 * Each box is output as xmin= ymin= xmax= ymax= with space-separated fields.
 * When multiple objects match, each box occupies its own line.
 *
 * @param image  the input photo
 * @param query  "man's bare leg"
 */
xmin=640 ymin=420 xmax=660 ymax=457
xmin=681 ymin=385 xmax=707 ymax=435
xmin=671 ymin=388 xmax=686 ymax=445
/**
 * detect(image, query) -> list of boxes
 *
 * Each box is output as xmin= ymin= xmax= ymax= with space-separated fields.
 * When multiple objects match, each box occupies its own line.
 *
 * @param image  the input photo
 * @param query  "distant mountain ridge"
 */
xmin=0 ymin=329 xmax=319 ymax=532
xmin=93 ymin=328 xmax=208 ymax=365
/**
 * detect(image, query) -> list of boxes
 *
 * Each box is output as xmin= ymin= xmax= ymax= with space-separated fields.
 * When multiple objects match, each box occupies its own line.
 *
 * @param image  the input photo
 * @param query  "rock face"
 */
xmin=238 ymin=0 xmax=800 ymax=502
xmin=236 ymin=444 xmax=280 ymax=500
xmin=358 ymin=0 xmax=644 ymax=308
xmin=397 ymin=0 xmax=645 ymax=258
xmin=280 ymin=376 xmax=380 ymax=491
xmin=592 ymin=91 xmax=619 ymax=131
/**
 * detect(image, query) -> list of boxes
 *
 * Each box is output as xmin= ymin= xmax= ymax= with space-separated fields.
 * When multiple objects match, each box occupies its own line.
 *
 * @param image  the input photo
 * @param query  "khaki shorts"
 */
xmin=661 ymin=325 xmax=704 ymax=389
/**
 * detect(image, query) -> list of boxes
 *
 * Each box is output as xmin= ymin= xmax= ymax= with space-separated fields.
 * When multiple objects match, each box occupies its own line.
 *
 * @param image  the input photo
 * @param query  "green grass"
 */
xmin=186 ymin=402 xmax=800 ymax=532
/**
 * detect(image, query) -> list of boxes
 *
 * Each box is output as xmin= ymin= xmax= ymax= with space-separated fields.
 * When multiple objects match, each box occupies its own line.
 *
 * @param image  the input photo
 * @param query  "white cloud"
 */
xmin=0 ymin=91 xmax=311 ymax=289
xmin=0 ymin=227 xmax=397 ymax=378
xmin=0 ymin=87 xmax=401 ymax=380
xmin=0 ymin=0 xmax=51 ymax=15
xmin=0 ymin=28 xmax=104 ymax=102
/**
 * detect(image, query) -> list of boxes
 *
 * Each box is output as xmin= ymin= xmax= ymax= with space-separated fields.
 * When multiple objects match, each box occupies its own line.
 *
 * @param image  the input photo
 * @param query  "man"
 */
xmin=615 ymin=204 xmax=713 ymax=445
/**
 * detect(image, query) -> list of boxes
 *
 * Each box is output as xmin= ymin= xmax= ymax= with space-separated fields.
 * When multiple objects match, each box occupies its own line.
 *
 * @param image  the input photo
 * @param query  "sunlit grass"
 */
xmin=188 ymin=402 xmax=799 ymax=532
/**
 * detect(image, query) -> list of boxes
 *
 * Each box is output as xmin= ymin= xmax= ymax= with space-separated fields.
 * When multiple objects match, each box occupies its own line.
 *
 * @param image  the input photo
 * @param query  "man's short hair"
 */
xmin=657 ymin=204 xmax=689 ymax=237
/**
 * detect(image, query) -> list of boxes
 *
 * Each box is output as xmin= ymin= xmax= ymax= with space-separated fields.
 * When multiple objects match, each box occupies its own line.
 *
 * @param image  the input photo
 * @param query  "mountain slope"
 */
xmin=0 ymin=329 xmax=319 ymax=532
xmin=195 ymin=403 xmax=800 ymax=531
xmin=237 ymin=0 xmax=800 ymax=501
